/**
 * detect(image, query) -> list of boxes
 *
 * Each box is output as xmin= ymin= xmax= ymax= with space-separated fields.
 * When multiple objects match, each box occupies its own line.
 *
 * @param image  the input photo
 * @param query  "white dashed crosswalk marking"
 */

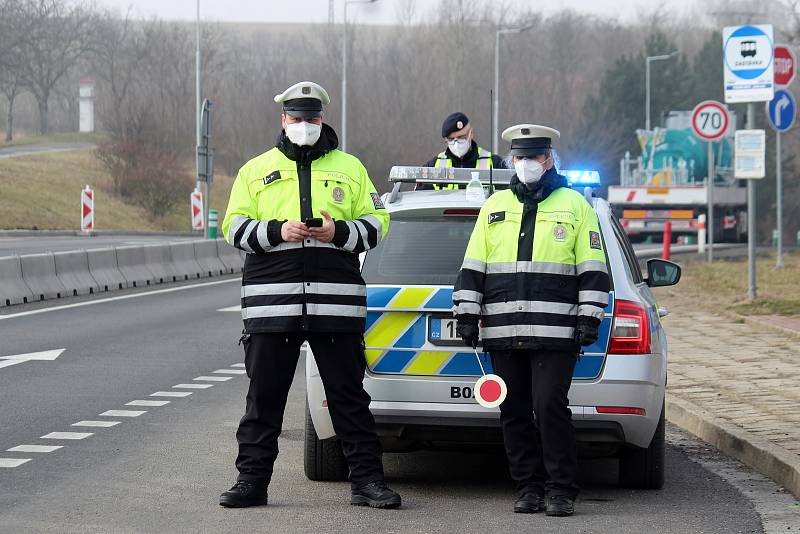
xmin=72 ymin=420 xmax=120 ymax=428
xmin=194 ymin=375 xmax=231 ymax=382
xmin=7 ymin=445 xmax=62 ymax=453
xmin=0 ymin=458 xmax=31 ymax=468
xmin=150 ymin=391 xmax=193 ymax=397
xmin=213 ymin=369 xmax=246 ymax=375
xmin=231 ymin=363 xmax=245 ymax=368
xmin=41 ymin=432 xmax=93 ymax=440
xmin=174 ymin=383 xmax=213 ymax=389
xmin=99 ymin=410 xmax=146 ymax=417
xmin=126 ymin=400 xmax=170 ymax=407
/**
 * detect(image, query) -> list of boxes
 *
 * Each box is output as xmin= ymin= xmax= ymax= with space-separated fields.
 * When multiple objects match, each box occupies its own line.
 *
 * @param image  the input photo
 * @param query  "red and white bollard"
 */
xmin=81 ymin=185 xmax=94 ymax=233
xmin=697 ymin=214 xmax=706 ymax=255
xmin=662 ymin=221 xmax=672 ymax=260
xmin=191 ymin=189 xmax=204 ymax=231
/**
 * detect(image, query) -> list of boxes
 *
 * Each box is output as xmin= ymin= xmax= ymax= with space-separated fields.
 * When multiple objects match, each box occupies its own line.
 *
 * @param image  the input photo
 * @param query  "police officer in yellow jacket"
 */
xmin=417 ymin=112 xmax=506 ymax=190
xmin=453 ymin=124 xmax=610 ymax=517
xmin=219 ymin=81 xmax=400 ymax=509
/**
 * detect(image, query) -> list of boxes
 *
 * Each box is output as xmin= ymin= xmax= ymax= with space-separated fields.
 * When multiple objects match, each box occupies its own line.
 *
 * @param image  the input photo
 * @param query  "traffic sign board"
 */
xmin=81 ymin=185 xmax=94 ymax=232
xmin=734 ymin=130 xmax=766 ymax=179
xmin=766 ymin=89 xmax=796 ymax=132
xmin=724 ymin=24 xmax=774 ymax=103
xmin=774 ymin=45 xmax=796 ymax=86
xmin=691 ymin=101 xmax=730 ymax=141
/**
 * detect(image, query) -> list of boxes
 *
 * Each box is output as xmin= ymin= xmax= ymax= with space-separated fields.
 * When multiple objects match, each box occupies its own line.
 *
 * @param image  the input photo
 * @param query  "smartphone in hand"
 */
xmin=304 ymin=218 xmax=323 ymax=228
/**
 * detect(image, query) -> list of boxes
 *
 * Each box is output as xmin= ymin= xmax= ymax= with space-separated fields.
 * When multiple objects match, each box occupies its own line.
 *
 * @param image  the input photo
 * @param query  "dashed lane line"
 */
xmin=0 ymin=458 xmax=31 ymax=468
xmin=7 ymin=445 xmax=62 ymax=453
xmin=194 ymin=375 xmax=231 ymax=382
xmin=218 ymin=305 xmax=241 ymax=312
xmin=41 ymin=432 xmax=93 ymax=440
xmin=231 ymin=363 xmax=245 ymax=368
xmin=175 ymin=383 xmax=214 ymax=389
xmin=150 ymin=391 xmax=193 ymax=397
xmin=99 ymin=410 xmax=147 ymax=417
xmin=126 ymin=400 xmax=170 ymax=407
xmin=72 ymin=420 xmax=120 ymax=428
xmin=214 ymin=369 xmax=247 ymax=375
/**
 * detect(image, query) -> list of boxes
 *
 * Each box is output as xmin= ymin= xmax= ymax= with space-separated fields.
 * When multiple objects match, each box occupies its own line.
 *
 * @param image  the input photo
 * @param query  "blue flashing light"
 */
xmin=562 ymin=169 xmax=601 ymax=186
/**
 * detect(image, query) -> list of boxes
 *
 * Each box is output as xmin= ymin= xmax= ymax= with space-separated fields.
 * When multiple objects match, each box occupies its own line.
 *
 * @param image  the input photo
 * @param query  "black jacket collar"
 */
xmin=276 ymin=123 xmax=339 ymax=163
xmin=510 ymin=167 xmax=569 ymax=205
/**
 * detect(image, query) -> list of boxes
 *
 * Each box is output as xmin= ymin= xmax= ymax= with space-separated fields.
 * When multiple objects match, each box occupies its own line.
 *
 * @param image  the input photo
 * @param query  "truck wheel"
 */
xmin=304 ymin=400 xmax=349 ymax=481
xmin=618 ymin=401 xmax=665 ymax=489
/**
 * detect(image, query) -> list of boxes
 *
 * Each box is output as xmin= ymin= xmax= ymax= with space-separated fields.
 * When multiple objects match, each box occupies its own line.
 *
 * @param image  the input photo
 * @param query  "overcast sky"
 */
xmin=92 ymin=0 xmax=699 ymax=24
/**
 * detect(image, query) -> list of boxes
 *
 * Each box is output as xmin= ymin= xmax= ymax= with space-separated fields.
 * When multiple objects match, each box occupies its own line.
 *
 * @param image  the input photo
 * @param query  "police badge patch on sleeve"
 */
xmin=370 ymin=192 xmax=385 ymax=209
xmin=589 ymin=231 xmax=602 ymax=249
xmin=488 ymin=211 xmax=505 ymax=224
xmin=263 ymin=170 xmax=281 ymax=185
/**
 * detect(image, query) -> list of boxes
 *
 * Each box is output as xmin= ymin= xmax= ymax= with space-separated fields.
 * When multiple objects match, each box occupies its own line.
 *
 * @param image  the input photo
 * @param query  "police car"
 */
xmin=304 ymin=166 xmax=681 ymax=489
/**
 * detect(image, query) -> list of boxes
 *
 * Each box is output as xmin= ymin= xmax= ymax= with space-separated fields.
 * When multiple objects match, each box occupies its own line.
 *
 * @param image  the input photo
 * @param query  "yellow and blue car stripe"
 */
xmin=364 ymin=286 xmax=614 ymax=379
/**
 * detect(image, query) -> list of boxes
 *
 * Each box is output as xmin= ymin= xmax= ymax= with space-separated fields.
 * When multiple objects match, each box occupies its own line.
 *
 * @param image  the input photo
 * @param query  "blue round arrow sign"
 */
xmin=767 ymin=89 xmax=796 ymax=132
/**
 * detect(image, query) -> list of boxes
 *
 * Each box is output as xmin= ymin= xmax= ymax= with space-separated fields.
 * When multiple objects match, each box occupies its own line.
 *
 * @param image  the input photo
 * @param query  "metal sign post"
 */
xmin=197 ymin=99 xmax=214 ymax=239
xmin=691 ymin=101 xmax=730 ymax=263
xmin=734 ymin=126 xmax=766 ymax=301
xmin=767 ymin=76 xmax=797 ymax=269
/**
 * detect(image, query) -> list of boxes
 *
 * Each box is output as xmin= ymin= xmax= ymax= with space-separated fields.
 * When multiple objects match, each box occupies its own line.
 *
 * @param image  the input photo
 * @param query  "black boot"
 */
xmin=545 ymin=495 xmax=575 ymax=517
xmin=514 ymin=492 xmax=545 ymax=513
xmin=219 ymin=480 xmax=269 ymax=508
xmin=350 ymin=481 xmax=402 ymax=509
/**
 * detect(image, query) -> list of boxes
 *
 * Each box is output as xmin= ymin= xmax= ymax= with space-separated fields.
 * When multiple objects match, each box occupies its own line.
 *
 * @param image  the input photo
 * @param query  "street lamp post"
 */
xmin=645 ymin=51 xmax=678 ymax=132
xmin=493 ymin=25 xmax=534 ymax=154
xmin=342 ymin=0 xmax=377 ymax=152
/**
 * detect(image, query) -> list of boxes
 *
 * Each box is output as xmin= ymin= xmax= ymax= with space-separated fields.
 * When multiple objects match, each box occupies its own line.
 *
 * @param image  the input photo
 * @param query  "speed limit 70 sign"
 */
xmin=691 ymin=101 xmax=730 ymax=141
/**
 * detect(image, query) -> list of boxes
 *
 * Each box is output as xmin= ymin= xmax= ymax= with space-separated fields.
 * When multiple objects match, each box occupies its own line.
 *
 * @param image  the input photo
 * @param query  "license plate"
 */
xmin=428 ymin=316 xmax=464 ymax=346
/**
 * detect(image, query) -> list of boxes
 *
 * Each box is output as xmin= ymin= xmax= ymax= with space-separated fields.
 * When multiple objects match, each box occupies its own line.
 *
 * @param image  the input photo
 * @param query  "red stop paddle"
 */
xmin=472 ymin=348 xmax=507 ymax=409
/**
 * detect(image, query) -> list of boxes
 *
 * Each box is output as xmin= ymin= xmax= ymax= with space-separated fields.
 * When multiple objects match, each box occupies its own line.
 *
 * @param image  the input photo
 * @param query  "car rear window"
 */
xmin=362 ymin=217 xmax=476 ymax=285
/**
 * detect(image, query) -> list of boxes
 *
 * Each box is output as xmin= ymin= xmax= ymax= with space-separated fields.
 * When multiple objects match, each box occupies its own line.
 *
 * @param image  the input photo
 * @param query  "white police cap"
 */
xmin=274 ymin=81 xmax=331 ymax=106
xmin=502 ymin=124 xmax=560 ymax=156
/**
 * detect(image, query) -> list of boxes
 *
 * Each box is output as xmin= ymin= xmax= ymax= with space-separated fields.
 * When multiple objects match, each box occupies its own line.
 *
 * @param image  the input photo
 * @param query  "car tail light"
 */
xmin=596 ymin=406 xmax=646 ymax=415
xmin=608 ymin=299 xmax=651 ymax=354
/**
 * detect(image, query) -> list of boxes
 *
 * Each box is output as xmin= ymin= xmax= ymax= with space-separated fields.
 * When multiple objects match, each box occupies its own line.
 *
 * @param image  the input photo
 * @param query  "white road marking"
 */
xmin=231 ymin=363 xmax=245 ymax=368
xmin=218 ymin=305 xmax=241 ymax=312
xmin=41 ymin=432 xmax=93 ymax=440
xmin=126 ymin=400 xmax=170 ymax=407
xmin=0 ymin=278 xmax=239 ymax=321
xmin=99 ymin=410 xmax=146 ymax=417
xmin=72 ymin=420 xmax=120 ymax=427
xmin=7 ymin=445 xmax=62 ymax=453
xmin=213 ymin=369 xmax=246 ymax=375
xmin=0 ymin=349 xmax=65 ymax=370
xmin=150 ymin=391 xmax=193 ymax=397
xmin=0 ymin=458 xmax=31 ymax=468
xmin=174 ymin=383 xmax=213 ymax=389
xmin=194 ymin=375 xmax=231 ymax=382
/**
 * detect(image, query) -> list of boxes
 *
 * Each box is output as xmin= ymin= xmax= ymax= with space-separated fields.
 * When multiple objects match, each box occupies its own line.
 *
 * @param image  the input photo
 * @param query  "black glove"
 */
xmin=574 ymin=316 xmax=600 ymax=347
xmin=456 ymin=314 xmax=480 ymax=348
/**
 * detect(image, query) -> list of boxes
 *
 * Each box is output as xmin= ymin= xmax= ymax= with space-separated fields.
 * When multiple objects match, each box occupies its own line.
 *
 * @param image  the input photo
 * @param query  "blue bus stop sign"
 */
xmin=766 ymin=88 xmax=796 ymax=132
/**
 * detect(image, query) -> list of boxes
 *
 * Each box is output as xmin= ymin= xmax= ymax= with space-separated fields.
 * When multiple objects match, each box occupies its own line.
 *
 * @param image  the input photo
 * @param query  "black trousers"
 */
xmin=235 ymin=332 xmax=384 ymax=488
xmin=491 ymin=349 xmax=579 ymax=499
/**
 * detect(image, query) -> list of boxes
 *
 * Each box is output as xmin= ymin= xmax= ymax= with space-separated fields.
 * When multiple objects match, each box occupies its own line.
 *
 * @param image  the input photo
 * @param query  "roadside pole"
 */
xmin=746 ymin=103 xmax=756 ymax=300
xmin=776 ymin=130 xmax=783 ymax=267
xmin=707 ymin=140 xmax=714 ymax=263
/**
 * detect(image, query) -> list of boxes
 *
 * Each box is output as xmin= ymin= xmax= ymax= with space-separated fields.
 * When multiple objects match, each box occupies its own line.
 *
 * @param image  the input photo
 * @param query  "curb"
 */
xmin=666 ymin=394 xmax=800 ymax=499
xmin=0 ymin=230 xmax=199 ymax=238
xmin=739 ymin=314 xmax=800 ymax=340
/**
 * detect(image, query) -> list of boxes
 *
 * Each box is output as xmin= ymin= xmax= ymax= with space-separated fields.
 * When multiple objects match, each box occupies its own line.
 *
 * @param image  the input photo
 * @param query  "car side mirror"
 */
xmin=645 ymin=259 xmax=681 ymax=288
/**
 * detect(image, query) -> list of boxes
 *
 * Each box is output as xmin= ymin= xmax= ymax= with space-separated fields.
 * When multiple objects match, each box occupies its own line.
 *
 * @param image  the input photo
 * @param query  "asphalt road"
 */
xmin=0 ymin=142 xmax=95 ymax=159
xmin=0 ymin=234 xmax=198 ymax=257
xmin=0 ymin=277 xmax=793 ymax=533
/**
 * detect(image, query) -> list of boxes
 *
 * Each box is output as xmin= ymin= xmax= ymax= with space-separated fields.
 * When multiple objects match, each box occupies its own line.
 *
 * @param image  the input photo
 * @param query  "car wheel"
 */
xmin=618 ymin=401 xmax=665 ymax=489
xmin=303 ymin=400 xmax=349 ymax=482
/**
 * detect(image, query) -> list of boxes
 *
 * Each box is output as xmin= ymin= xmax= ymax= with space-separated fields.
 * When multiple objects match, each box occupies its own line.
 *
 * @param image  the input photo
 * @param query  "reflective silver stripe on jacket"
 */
xmin=453 ymin=289 xmax=483 ymax=303
xmin=480 ymin=324 xmax=575 ymax=339
xmin=308 ymin=282 xmax=367 ymax=296
xmin=482 ymin=301 xmax=578 ymax=316
xmin=578 ymin=290 xmax=609 ymax=305
xmin=458 ymin=302 xmax=481 ymax=315
xmin=484 ymin=261 xmax=576 ymax=276
xmin=242 ymin=282 xmax=304 ymax=298
xmin=243 ymin=304 xmax=304 ymax=319
xmin=229 ymin=216 xmax=257 ymax=253
xmin=460 ymin=258 xmax=487 ymax=273
xmin=360 ymin=214 xmax=384 ymax=244
xmin=343 ymin=220 xmax=360 ymax=252
xmin=306 ymin=303 xmax=367 ymax=317
xmin=577 ymin=304 xmax=605 ymax=320
xmin=576 ymin=260 xmax=608 ymax=275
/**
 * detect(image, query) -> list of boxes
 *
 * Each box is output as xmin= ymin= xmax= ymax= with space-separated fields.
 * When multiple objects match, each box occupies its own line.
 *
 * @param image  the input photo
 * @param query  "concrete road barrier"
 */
xmin=20 ymin=253 xmax=67 ymax=301
xmin=54 ymin=250 xmax=99 ymax=296
xmin=216 ymin=239 xmax=244 ymax=274
xmin=0 ymin=255 xmax=34 ymax=306
xmin=115 ymin=246 xmax=157 ymax=288
xmin=143 ymin=244 xmax=177 ymax=284
xmin=169 ymin=241 xmax=203 ymax=280
xmin=87 ymin=248 xmax=127 ymax=291
xmin=194 ymin=240 xmax=227 ymax=277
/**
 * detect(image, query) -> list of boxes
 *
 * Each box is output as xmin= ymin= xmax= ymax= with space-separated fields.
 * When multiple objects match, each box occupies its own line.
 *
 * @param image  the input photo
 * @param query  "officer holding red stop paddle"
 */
xmin=453 ymin=124 xmax=610 ymax=517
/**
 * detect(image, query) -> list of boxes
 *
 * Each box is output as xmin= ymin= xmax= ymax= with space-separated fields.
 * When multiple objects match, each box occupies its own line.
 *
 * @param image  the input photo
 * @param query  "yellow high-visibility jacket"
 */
xmin=222 ymin=124 xmax=390 ymax=333
xmin=454 ymin=171 xmax=610 ymax=351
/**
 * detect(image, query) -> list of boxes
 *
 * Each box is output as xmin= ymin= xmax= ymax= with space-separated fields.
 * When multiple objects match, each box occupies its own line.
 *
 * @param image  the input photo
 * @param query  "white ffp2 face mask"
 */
xmin=447 ymin=138 xmax=470 ymax=158
xmin=515 ymin=158 xmax=547 ymax=185
xmin=285 ymin=121 xmax=322 ymax=146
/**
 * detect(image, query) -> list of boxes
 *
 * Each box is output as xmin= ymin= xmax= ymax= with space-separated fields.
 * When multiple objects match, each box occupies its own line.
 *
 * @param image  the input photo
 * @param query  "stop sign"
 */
xmin=775 ymin=45 xmax=796 ymax=87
